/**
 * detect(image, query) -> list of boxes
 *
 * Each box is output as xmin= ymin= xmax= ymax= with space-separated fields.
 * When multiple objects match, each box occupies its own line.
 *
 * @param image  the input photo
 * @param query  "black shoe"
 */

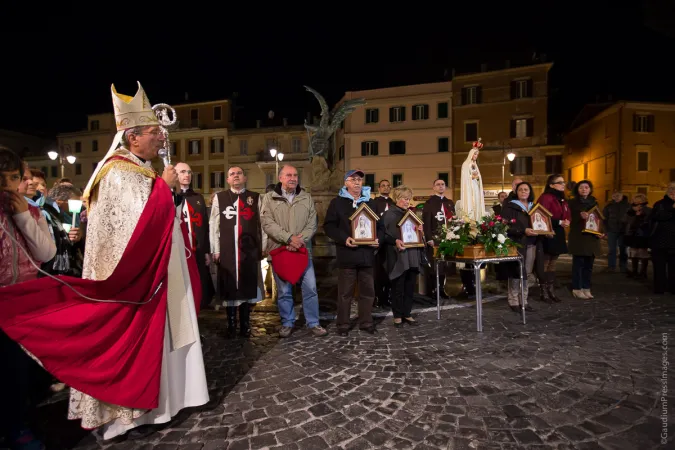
xmin=360 ymin=325 xmax=377 ymax=334
xmin=509 ymin=305 xmax=520 ymax=312
xmin=226 ymin=306 xmax=237 ymax=338
xmin=239 ymin=303 xmax=251 ymax=338
xmin=337 ymin=329 xmax=349 ymax=336
xmin=524 ymin=305 xmax=535 ymax=312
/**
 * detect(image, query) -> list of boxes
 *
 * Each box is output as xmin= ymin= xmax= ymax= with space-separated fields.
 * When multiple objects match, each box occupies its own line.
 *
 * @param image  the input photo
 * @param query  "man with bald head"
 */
xmin=175 ymin=161 xmax=213 ymax=310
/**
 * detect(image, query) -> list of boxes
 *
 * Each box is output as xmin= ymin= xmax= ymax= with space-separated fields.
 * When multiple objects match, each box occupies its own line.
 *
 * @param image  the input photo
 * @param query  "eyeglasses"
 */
xmin=179 ymin=170 xmax=193 ymax=175
xmin=347 ymin=177 xmax=363 ymax=183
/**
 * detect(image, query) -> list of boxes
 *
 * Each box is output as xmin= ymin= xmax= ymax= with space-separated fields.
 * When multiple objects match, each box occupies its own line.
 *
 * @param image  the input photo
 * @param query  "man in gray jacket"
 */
xmin=261 ymin=165 xmax=328 ymax=338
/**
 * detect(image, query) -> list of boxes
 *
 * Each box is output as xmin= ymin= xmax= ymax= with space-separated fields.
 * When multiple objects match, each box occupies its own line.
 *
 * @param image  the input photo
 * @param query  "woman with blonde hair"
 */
xmin=378 ymin=185 xmax=425 ymax=327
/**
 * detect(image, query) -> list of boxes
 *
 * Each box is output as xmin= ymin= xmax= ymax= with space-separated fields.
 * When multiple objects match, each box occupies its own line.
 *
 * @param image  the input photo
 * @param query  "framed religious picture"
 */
xmin=348 ymin=203 xmax=379 ymax=245
xmin=528 ymin=203 xmax=555 ymax=236
xmin=397 ymin=210 xmax=425 ymax=248
xmin=582 ymin=205 xmax=605 ymax=236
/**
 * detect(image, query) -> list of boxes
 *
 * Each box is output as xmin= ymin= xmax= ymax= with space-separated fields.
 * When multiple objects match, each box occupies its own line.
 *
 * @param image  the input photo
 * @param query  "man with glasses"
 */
xmin=175 ymin=162 xmax=214 ymax=310
xmin=324 ymin=169 xmax=379 ymax=336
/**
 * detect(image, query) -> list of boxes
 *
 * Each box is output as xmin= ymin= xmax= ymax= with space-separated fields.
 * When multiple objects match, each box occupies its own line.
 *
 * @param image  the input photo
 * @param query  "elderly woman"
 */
xmin=624 ymin=193 xmax=651 ymax=279
xmin=649 ymin=182 xmax=675 ymax=294
xmin=379 ymin=185 xmax=425 ymax=327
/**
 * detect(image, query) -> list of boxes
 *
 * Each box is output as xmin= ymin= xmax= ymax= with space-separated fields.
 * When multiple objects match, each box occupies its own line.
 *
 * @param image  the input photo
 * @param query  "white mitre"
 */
xmin=83 ymin=82 xmax=160 ymax=200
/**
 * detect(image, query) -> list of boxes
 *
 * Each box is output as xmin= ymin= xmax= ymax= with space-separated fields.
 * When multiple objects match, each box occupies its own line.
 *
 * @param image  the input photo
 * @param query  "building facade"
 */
xmin=564 ymin=101 xmax=675 ymax=207
xmin=335 ymin=82 xmax=453 ymax=199
xmin=451 ymin=63 xmax=562 ymax=204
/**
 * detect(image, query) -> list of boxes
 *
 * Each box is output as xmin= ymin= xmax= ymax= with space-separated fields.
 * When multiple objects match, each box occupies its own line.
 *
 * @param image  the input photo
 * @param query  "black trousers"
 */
xmin=337 ymin=267 xmax=375 ymax=330
xmin=651 ymin=248 xmax=675 ymax=293
xmin=391 ymin=269 xmax=417 ymax=318
xmin=374 ymin=253 xmax=391 ymax=304
xmin=0 ymin=331 xmax=30 ymax=441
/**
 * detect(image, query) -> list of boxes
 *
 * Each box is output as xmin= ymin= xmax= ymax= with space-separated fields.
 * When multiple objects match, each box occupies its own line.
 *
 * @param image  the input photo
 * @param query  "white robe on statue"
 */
xmin=69 ymin=148 xmax=209 ymax=440
xmin=459 ymin=148 xmax=486 ymax=221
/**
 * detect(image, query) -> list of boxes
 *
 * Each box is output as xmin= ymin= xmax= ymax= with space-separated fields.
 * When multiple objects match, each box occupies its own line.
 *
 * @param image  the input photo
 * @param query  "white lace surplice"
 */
xmin=69 ymin=149 xmax=209 ymax=439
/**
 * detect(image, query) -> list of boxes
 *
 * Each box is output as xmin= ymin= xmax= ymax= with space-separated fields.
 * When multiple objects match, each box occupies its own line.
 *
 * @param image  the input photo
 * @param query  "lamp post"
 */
xmin=48 ymin=147 xmax=76 ymax=179
xmin=269 ymin=148 xmax=284 ymax=178
xmin=501 ymin=145 xmax=516 ymax=193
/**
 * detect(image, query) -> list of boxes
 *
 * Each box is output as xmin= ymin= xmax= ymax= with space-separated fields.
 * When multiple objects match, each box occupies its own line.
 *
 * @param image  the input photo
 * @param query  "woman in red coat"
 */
xmin=536 ymin=174 xmax=571 ymax=301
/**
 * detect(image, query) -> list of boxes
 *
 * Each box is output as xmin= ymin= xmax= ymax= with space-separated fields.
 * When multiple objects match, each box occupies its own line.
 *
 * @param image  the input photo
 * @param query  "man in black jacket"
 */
xmin=423 ymin=178 xmax=455 ymax=298
xmin=324 ymin=169 xmax=379 ymax=336
xmin=371 ymin=180 xmax=395 ymax=307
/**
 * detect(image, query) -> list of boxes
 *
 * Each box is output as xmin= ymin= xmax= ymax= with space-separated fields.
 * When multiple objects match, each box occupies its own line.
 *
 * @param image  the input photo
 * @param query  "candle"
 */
xmin=68 ymin=199 xmax=83 ymax=228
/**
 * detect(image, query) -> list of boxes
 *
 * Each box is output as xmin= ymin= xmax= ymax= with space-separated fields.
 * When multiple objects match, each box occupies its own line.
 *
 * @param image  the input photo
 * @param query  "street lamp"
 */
xmin=501 ymin=145 xmax=516 ymax=192
xmin=269 ymin=148 xmax=284 ymax=179
xmin=48 ymin=148 xmax=76 ymax=178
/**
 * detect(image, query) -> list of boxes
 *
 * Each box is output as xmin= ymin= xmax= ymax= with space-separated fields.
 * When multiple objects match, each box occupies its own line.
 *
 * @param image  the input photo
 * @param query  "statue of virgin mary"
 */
xmin=459 ymin=139 xmax=486 ymax=221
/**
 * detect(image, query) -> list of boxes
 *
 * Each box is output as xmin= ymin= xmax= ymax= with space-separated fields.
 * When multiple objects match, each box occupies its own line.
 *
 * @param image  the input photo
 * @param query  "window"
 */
xmin=392 ymin=174 xmax=403 ymax=187
xmin=210 ymin=138 xmax=224 ymax=154
xmin=437 ymin=102 xmax=449 ymax=119
xmin=170 ymin=141 xmax=177 ymax=156
xmin=92 ymin=140 xmax=98 ymax=152
xmin=50 ymin=166 xmax=57 ymax=177
xmin=545 ymin=155 xmax=562 ymax=174
xmin=510 ymin=118 xmax=534 ymax=138
xmin=389 ymin=141 xmax=406 ymax=155
xmin=637 ymin=186 xmax=648 ymax=195
xmin=438 ymin=172 xmax=449 ymax=186
xmin=412 ymin=104 xmax=429 ymax=120
xmin=511 ymin=79 xmax=533 ymax=99
xmin=365 ymin=173 xmax=375 ymax=190
xmin=90 ymin=120 xmax=99 ymax=131
xmin=464 ymin=122 xmax=478 ymax=142
xmin=438 ymin=137 xmax=449 ymax=153
xmin=361 ymin=141 xmax=379 ymax=156
xmin=40 ymin=166 xmax=48 ymax=175
xmin=510 ymin=156 xmax=533 ymax=175
xmin=189 ymin=139 xmax=201 ymax=155
xmin=637 ymin=151 xmax=649 ymax=171
xmin=75 ymin=163 xmax=82 ymax=175
xmin=633 ymin=114 xmax=655 ymax=132
xmin=461 ymin=86 xmax=481 ymax=105
xmin=210 ymin=171 xmax=224 ymax=189
xmin=365 ymin=108 xmax=379 ymax=124
xmin=213 ymin=106 xmax=222 ymax=121
xmin=194 ymin=172 xmax=203 ymax=190
xmin=239 ymin=140 xmax=248 ymax=155
xmin=190 ymin=109 xmax=199 ymax=128
xmin=338 ymin=145 xmax=344 ymax=161
xmin=292 ymin=137 xmax=302 ymax=153
xmin=75 ymin=142 xmax=82 ymax=153
xmin=389 ymin=106 xmax=406 ymax=122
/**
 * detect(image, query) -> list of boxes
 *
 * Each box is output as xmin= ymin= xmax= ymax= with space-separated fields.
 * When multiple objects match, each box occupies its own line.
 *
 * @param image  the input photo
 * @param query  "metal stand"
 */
xmin=436 ymin=255 xmax=526 ymax=331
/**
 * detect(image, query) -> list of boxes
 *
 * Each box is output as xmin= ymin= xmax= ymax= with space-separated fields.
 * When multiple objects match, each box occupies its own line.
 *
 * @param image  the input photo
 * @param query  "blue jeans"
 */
xmin=273 ymin=257 xmax=320 ymax=328
xmin=607 ymin=231 xmax=627 ymax=270
xmin=572 ymin=255 xmax=595 ymax=289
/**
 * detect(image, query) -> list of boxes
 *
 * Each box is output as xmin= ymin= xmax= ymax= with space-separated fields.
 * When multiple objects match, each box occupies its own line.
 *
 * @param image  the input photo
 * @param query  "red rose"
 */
xmin=495 ymin=215 xmax=502 ymax=220
xmin=489 ymin=221 xmax=495 ymax=227
xmin=511 ymin=219 xmax=516 ymax=223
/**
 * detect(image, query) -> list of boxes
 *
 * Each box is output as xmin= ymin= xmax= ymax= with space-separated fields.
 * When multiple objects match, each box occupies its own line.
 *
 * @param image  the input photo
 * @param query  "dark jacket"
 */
xmin=372 ymin=196 xmax=395 ymax=217
xmin=624 ymin=206 xmax=652 ymax=249
xmin=422 ymin=195 xmax=455 ymax=243
xmin=324 ymin=196 xmax=377 ymax=268
xmin=567 ymin=196 xmax=602 ymax=256
xmin=602 ymin=198 xmax=630 ymax=233
xmin=500 ymin=200 xmax=543 ymax=278
xmin=649 ymin=195 xmax=675 ymax=250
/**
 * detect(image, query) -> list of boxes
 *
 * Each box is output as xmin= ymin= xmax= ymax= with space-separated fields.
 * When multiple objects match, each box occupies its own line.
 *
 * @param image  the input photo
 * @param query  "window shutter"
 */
xmin=526 ymin=79 xmax=533 ymax=97
xmin=374 ymin=109 xmax=379 ymax=122
xmin=424 ymin=104 xmax=429 ymax=119
xmin=373 ymin=142 xmax=379 ymax=156
xmin=361 ymin=142 xmax=367 ymax=156
xmin=632 ymin=114 xmax=639 ymax=132
xmin=210 ymin=139 xmax=215 ymax=153
xmin=526 ymin=157 xmax=533 ymax=175
xmin=210 ymin=172 xmax=215 ymax=188
xmin=400 ymin=107 xmax=406 ymax=121
xmin=412 ymin=106 xmax=418 ymax=120
xmin=510 ymin=81 xmax=517 ymax=99
xmin=389 ymin=108 xmax=395 ymax=122
xmin=526 ymin=118 xmax=534 ymax=137
xmin=648 ymin=115 xmax=655 ymax=132
xmin=476 ymin=86 xmax=483 ymax=104
xmin=509 ymin=160 xmax=515 ymax=174
xmin=461 ymin=88 xmax=467 ymax=105
xmin=510 ymin=120 xmax=516 ymax=138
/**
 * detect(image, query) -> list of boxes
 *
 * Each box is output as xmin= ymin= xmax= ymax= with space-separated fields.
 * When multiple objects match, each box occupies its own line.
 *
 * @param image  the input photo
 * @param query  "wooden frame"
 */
xmin=348 ymin=203 xmax=379 ymax=245
xmin=397 ymin=210 xmax=425 ymax=248
xmin=528 ymin=203 xmax=555 ymax=236
xmin=582 ymin=205 xmax=605 ymax=236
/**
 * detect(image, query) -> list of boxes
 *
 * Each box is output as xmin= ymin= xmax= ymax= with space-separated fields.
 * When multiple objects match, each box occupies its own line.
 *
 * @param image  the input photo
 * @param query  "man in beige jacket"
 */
xmin=261 ymin=164 xmax=327 ymax=338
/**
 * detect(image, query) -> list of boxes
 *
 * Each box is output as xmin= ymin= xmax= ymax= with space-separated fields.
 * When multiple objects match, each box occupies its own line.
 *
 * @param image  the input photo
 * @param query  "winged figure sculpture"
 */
xmin=304 ymin=85 xmax=366 ymax=159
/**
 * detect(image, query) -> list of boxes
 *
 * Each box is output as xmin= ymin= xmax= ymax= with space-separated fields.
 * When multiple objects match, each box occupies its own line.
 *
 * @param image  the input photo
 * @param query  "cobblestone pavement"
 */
xmin=28 ymin=271 xmax=674 ymax=449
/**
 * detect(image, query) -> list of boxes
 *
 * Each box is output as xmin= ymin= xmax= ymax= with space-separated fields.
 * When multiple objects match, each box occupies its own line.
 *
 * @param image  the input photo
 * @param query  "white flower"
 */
xmin=453 ymin=226 xmax=460 ymax=232
xmin=492 ymin=234 xmax=496 ymax=238
xmin=497 ymin=234 xmax=506 ymax=244
xmin=497 ymin=244 xmax=503 ymax=248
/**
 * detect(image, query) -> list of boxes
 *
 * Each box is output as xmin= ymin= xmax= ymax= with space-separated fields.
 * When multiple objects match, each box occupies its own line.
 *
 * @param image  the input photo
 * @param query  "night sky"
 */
xmin=2 ymin=2 xmax=674 ymax=137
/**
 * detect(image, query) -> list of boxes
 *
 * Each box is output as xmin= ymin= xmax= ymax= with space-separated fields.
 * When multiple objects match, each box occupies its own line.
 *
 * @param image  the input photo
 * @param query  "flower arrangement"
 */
xmin=435 ymin=214 xmax=519 ymax=258
xmin=476 ymin=214 xmax=520 ymax=257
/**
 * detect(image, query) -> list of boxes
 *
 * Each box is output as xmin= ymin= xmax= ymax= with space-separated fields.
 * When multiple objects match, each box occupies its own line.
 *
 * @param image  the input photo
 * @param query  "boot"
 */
xmin=538 ymin=282 xmax=552 ymax=303
xmin=226 ymin=306 xmax=237 ymax=338
xmin=639 ymin=259 xmax=649 ymax=279
xmin=239 ymin=303 xmax=251 ymax=337
xmin=627 ymin=259 xmax=639 ymax=278
xmin=545 ymin=272 xmax=561 ymax=302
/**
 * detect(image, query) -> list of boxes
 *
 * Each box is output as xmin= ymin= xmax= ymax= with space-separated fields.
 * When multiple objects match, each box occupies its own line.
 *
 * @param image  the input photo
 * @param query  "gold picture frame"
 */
xmin=528 ymin=203 xmax=555 ymax=236
xmin=582 ymin=205 xmax=605 ymax=236
xmin=397 ymin=210 xmax=425 ymax=248
xmin=348 ymin=203 xmax=379 ymax=245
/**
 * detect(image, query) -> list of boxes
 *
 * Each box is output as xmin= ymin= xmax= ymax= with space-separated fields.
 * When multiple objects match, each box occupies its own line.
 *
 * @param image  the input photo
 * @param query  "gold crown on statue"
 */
xmin=111 ymin=81 xmax=160 ymax=131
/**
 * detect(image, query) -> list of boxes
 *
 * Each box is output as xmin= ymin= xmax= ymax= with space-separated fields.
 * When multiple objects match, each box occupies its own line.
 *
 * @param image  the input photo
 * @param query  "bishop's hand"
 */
xmin=162 ymin=165 xmax=178 ymax=189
